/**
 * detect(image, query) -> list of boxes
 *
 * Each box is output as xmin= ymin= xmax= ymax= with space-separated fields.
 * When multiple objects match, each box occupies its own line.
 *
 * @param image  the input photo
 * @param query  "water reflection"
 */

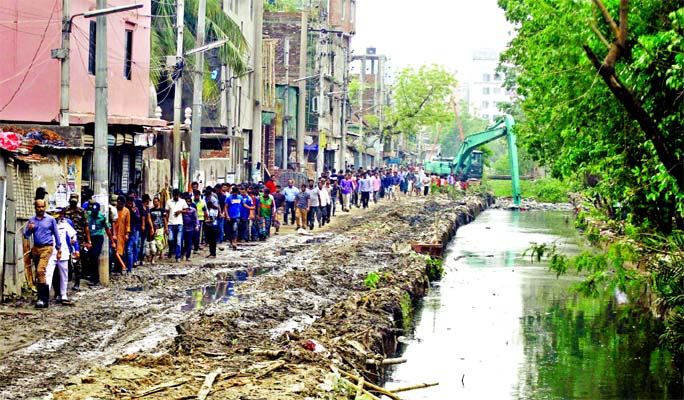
xmin=181 ymin=266 xmax=273 ymax=311
xmin=386 ymin=210 xmax=682 ymax=399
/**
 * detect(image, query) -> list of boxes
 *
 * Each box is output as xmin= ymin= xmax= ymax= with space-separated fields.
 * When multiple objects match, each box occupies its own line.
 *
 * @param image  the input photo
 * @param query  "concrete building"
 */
xmin=0 ymin=0 xmax=166 ymax=193
xmin=468 ymin=48 xmax=512 ymax=123
xmin=349 ymin=47 xmax=388 ymax=169
xmin=264 ymin=0 xmax=355 ymax=177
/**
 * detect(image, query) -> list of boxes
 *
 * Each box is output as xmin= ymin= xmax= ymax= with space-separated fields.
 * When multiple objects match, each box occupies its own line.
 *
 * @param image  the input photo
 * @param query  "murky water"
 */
xmin=181 ymin=266 xmax=272 ymax=311
xmin=386 ymin=209 xmax=682 ymax=399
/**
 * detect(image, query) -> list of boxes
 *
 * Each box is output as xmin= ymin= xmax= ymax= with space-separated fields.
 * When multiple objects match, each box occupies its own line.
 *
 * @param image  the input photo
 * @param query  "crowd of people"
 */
xmin=23 ymin=166 xmax=465 ymax=308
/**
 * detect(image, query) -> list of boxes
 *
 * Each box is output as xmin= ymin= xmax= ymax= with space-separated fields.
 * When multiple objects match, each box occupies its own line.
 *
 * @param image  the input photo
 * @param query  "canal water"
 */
xmin=386 ymin=209 xmax=682 ymax=399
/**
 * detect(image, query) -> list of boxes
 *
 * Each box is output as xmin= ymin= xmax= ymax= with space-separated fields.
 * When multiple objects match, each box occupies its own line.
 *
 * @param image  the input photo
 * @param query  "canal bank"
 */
xmin=0 ymin=192 xmax=491 ymax=399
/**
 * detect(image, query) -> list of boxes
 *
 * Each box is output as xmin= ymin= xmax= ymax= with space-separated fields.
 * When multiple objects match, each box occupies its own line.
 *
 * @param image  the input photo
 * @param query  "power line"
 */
xmin=0 ymin=0 xmax=58 ymax=113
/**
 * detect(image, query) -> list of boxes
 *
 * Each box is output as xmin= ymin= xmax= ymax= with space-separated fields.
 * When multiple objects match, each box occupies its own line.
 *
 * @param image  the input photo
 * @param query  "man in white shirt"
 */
xmin=317 ymin=181 xmax=331 ymax=227
xmin=307 ymin=182 xmax=321 ymax=230
xmin=164 ymin=189 xmax=188 ymax=262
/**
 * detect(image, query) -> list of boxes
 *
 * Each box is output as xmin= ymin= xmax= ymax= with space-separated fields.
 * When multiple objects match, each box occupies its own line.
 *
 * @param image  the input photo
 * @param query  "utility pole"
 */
xmin=93 ymin=0 xmax=109 ymax=285
xmin=296 ymin=12 xmax=308 ymax=172
xmin=251 ymin=0 xmax=263 ymax=183
xmin=339 ymin=47 xmax=348 ymax=172
xmin=220 ymin=64 xmax=231 ymax=129
xmin=316 ymin=32 xmax=326 ymax=178
xmin=59 ymin=0 xmax=70 ymax=127
xmin=190 ymin=0 xmax=206 ymax=189
xmin=172 ymin=0 xmax=185 ymax=189
xmin=282 ymin=37 xmax=290 ymax=170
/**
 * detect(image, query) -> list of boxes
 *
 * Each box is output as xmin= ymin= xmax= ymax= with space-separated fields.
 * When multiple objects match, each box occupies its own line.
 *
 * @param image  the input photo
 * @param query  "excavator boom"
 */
xmin=453 ymin=114 xmax=521 ymax=205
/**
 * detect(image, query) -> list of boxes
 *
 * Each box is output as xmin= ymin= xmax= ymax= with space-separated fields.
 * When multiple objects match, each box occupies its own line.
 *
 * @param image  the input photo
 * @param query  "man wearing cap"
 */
xmin=24 ymin=199 xmax=61 ymax=308
xmin=86 ymin=202 xmax=115 ymax=285
xmin=164 ymin=189 xmax=188 ymax=262
xmin=45 ymin=208 xmax=79 ymax=304
xmin=65 ymin=193 xmax=90 ymax=290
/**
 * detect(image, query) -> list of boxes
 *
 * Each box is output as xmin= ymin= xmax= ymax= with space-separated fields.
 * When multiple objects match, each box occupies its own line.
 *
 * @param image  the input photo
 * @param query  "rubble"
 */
xmin=0 ymin=193 xmax=491 ymax=399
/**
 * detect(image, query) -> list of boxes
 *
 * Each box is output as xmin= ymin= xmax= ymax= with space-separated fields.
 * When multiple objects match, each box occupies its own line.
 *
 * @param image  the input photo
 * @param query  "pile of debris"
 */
xmin=53 ymin=193 xmax=490 ymax=399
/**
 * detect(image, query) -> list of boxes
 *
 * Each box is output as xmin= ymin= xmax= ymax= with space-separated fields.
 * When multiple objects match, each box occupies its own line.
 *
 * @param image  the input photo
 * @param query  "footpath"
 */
xmin=0 ymin=192 xmax=491 ymax=400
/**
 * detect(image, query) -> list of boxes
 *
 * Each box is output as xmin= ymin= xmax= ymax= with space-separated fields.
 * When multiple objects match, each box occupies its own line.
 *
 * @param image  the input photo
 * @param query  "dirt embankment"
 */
xmin=0 ymin=193 xmax=491 ymax=400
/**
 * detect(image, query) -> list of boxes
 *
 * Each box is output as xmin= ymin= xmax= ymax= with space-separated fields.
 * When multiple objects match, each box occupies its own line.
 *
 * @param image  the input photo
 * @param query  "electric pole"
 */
xmin=282 ymin=37 xmax=289 ymax=170
xmin=316 ymin=32 xmax=326 ymax=178
xmin=190 ymin=0 xmax=206 ymax=189
xmin=59 ymin=0 xmax=70 ymax=127
xmin=172 ymin=0 xmax=185 ymax=189
xmin=93 ymin=0 xmax=109 ymax=285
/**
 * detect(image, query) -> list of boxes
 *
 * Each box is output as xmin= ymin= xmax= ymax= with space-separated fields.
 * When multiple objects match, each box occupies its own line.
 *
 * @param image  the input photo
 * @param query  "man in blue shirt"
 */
xmin=238 ymin=186 xmax=253 ymax=242
xmin=24 ymin=199 xmax=62 ymax=308
xmin=282 ymin=179 xmax=299 ymax=225
xmin=225 ymin=186 xmax=243 ymax=250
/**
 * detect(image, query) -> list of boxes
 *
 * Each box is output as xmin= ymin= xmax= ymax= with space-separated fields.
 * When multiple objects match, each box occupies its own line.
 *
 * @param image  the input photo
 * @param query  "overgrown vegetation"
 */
xmin=484 ymin=178 xmax=579 ymax=203
xmin=525 ymin=222 xmax=684 ymax=361
xmin=425 ymin=256 xmax=445 ymax=281
xmin=497 ymin=0 xmax=684 ymax=359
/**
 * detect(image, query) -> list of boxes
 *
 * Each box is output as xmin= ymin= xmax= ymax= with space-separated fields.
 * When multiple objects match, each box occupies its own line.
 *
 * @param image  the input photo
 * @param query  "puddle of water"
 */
xmin=181 ymin=266 xmax=274 ymax=311
xmin=386 ymin=209 xmax=683 ymax=399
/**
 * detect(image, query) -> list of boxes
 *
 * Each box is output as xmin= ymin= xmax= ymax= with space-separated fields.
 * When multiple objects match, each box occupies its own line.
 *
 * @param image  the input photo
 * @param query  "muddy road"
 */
xmin=0 ymin=193 xmax=490 ymax=399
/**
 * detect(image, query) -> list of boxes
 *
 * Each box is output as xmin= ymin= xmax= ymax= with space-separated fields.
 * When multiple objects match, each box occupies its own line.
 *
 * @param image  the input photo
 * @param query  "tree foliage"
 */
xmin=498 ymin=0 xmax=684 ymax=233
xmin=151 ymin=0 xmax=248 ymax=100
xmin=382 ymin=64 xmax=457 ymax=140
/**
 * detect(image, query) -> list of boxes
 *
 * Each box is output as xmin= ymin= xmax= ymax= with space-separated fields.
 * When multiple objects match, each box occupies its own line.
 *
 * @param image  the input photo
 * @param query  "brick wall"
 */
xmin=328 ymin=0 xmax=355 ymax=34
xmin=263 ymin=12 xmax=304 ymax=84
xmin=200 ymin=138 xmax=231 ymax=159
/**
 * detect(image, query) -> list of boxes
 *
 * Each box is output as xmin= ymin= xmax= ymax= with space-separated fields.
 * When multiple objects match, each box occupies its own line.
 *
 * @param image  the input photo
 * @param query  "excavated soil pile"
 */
xmin=44 ymin=193 xmax=490 ymax=399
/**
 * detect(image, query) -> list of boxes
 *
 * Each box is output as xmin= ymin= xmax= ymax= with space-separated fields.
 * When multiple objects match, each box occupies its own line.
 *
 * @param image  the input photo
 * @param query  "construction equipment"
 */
xmin=425 ymin=114 xmax=521 ymax=205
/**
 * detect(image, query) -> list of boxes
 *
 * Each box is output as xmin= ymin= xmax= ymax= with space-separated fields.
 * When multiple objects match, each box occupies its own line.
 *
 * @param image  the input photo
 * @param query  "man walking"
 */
xmin=46 ymin=208 xmax=79 ymax=304
xmin=86 ymin=202 xmax=114 ymax=285
xmin=65 ymin=193 xmax=90 ymax=290
xmin=308 ymin=181 xmax=321 ymax=229
xmin=225 ymin=186 xmax=243 ymax=250
xmin=294 ymin=184 xmax=310 ymax=230
xmin=192 ymin=189 xmax=207 ymax=253
xmin=24 ymin=199 xmax=61 ymax=308
xmin=164 ymin=189 xmax=188 ymax=262
xmin=114 ymin=196 xmax=130 ymax=273
xmin=282 ymin=179 xmax=299 ymax=225
xmin=340 ymin=174 xmax=352 ymax=212
xmin=358 ymin=173 xmax=372 ymax=209
xmin=257 ymin=188 xmax=275 ymax=239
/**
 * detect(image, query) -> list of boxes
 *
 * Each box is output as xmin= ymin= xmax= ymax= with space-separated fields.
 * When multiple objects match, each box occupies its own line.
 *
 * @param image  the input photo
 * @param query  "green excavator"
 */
xmin=424 ymin=114 xmax=521 ymax=205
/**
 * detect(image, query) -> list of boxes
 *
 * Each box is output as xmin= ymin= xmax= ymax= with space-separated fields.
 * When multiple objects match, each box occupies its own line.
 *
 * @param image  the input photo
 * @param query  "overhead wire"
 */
xmin=0 ymin=0 xmax=59 ymax=113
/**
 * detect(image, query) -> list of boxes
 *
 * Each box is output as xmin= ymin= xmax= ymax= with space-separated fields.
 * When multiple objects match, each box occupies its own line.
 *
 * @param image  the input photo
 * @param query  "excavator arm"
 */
xmin=453 ymin=114 xmax=521 ymax=205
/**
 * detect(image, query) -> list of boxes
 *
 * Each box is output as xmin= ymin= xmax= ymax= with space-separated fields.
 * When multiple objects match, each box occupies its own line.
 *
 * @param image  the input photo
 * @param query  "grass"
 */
xmin=484 ymin=177 xmax=577 ymax=203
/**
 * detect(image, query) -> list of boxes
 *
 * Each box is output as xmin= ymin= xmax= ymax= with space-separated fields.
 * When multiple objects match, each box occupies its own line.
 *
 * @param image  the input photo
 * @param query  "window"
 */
xmin=482 ymin=87 xmax=490 ymax=95
xmin=493 ymin=87 xmax=501 ymax=94
xmin=124 ymin=30 xmax=133 ymax=80
xmin=482 ymin=114 xmax=489 ymax=120
xmin=250 ymin=0 xmax=254 ymax=19
xmin=483 ymin=73 xmax=491 ymax=82
xmin=342 ymin=0 xmax=346 ymax=20
xmin=88 ymin=21 xmax=96 ymax=75
xmin=350 ymin=0 xmax=355 ymax=23
xmin=481 ymin=101 xmax=489 ymax=109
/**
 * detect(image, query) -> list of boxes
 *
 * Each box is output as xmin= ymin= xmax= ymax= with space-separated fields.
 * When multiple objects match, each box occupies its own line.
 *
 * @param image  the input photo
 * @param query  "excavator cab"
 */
xmin=465 ymin=151 xmax=483 ymax=179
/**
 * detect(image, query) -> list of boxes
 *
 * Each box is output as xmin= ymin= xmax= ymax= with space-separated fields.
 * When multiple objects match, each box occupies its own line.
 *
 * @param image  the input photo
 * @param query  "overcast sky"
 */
xmin=351 ymin=0 xmax=513 ymax=82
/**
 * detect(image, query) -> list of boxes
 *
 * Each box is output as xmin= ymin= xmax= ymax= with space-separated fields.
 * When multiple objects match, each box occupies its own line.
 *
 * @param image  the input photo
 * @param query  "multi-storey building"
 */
xmin=349 ymin=47 xmax=388 ymax=169
xmin=468 ymin=48 xmax=512 ymax=123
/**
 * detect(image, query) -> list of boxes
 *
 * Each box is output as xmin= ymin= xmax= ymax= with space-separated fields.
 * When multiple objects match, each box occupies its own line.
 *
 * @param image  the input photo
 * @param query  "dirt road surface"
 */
xmin=0 ymin=193 xmax=489 ymax=399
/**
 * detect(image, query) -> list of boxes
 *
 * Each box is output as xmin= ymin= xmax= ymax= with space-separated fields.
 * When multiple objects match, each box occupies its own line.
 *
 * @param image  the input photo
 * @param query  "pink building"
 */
xmin=0 ymin=0 xmax=162 ymax=126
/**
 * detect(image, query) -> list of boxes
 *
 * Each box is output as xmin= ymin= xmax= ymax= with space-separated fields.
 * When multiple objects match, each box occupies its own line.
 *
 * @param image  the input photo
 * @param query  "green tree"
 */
xmin=381 ymin=64 xmax=457 ymax=141
xmin=498 ymin=0 xmax=684 ymax=232
xmin=151 ymin=0 xmax=248 ymax=100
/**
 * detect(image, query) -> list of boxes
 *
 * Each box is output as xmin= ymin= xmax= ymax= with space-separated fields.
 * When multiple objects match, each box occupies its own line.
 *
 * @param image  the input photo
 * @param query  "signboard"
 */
xmin=387 ymin=158 xmax=401 ymax=164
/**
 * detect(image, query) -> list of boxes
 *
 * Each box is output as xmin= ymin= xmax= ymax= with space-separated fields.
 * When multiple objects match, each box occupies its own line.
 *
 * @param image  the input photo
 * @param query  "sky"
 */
xmin=351 ymin=0 xmax=513 ymax=83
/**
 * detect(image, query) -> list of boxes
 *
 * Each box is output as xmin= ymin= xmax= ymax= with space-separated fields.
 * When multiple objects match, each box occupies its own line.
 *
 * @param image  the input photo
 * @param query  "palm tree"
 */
xmin=150 ymin=0 xmax=248 ymax=102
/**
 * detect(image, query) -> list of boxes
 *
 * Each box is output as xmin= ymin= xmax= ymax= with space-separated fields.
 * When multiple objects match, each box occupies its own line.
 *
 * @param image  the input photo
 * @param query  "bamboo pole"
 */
xmin=338 ymin=370 xmax=401 ymax=400
xmin=389 ymin=382 xmax=439 ymax=393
